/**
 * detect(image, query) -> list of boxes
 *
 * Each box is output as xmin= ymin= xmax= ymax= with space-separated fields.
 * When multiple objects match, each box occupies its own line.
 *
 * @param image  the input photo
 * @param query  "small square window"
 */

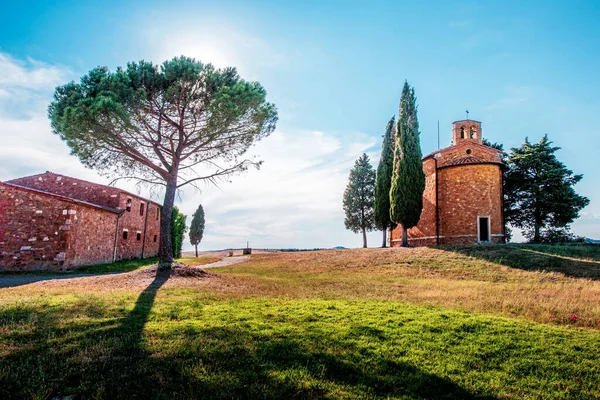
xmin=122 ymin=230 xmax=128 ymax=240
xmin=136 ymin=232 xmax=142 ymax=241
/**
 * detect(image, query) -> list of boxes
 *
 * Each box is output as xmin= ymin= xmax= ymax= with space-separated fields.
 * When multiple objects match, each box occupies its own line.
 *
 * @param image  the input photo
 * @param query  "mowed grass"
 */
xmin=1 ymin=245 xmax=600 ymax=399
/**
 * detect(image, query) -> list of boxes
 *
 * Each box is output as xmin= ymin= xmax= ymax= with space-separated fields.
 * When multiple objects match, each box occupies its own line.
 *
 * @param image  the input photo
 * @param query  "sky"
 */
xmin=1 ymin=0 xmax=599 ymax=250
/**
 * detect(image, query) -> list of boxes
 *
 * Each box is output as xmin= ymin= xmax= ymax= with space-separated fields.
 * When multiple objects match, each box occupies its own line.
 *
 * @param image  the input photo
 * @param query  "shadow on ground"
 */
xmin=0 ymin=269 xmax=493 ymax=399
xmin=448 ymin=244 xmax=600 ymax=280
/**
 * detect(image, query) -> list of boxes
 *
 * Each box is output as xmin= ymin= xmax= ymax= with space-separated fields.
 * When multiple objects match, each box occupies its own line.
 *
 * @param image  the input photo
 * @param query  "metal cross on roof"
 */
xmin=466 ymin=109 xmax=469 ymax=120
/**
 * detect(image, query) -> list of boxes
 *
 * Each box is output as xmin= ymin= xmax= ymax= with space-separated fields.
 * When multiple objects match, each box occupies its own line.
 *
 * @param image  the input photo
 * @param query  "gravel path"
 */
xmin=196 ymin=256 xmax=250 ymax=269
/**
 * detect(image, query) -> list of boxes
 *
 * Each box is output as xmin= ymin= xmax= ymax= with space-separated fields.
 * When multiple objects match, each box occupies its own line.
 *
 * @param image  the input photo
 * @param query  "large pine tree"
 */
xmin=389 ymin=81 xmax=426 ymax=247
xmin=343 ymin=153 xmax=376 ymax=248
xmin=374 ymin=116 xmax=396 ymax=247
xmin=504 ymin=135 xmax=589 ymax=243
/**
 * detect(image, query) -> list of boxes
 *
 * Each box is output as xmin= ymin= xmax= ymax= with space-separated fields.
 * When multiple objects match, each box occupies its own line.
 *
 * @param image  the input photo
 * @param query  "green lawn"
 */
xmin=1 ymin=245 xmax=600 ymax=399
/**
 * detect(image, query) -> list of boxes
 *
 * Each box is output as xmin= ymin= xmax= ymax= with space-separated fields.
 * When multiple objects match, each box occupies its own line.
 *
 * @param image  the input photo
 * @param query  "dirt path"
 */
xmin=0 ymin=256 xmax=250 ymax=289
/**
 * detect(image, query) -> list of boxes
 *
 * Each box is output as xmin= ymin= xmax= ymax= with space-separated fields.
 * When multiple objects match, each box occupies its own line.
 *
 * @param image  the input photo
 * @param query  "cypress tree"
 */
xmin=170 ymin=206 xmax=187 ymax=258
xmin=389 ymin=81 xmax=426 ymax=247
xmin=374 ymin=116 xmax=397 ymax=247
xmin=189 ymin=204 xmax=206 ymax=257
xmin=343 ymin=153 xmax=376 ymax=248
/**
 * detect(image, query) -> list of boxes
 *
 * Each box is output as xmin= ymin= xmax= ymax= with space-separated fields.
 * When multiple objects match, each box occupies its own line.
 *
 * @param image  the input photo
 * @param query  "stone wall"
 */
xmin=9 ymin=172 xmax=122 ymax=209
xmin=0 ymin=183 xmax=119 ymax=270
xmin=116 ymin=193 xmax=161 ymax=260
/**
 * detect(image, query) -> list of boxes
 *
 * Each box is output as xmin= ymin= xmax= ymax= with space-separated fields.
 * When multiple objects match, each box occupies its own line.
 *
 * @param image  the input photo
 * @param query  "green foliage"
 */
xmin=171 ymin=206 xmax=187 ymax=258
xmin=482 ymin=138 xmax=505 ymax=152
xmin=48 ymin=56 xmax=277 ymax=264
xmin=373 ymin=116 xmax=396 ymax=232
xmin=504 ymin=135 xmax=589 ymax=243
xmin=389 ymin=82 xmax=426 ymax=235
xmin=343 ymin=154 xmax=376 ymax=244
xmin=189 ymin=204 xmax=206 ymax=248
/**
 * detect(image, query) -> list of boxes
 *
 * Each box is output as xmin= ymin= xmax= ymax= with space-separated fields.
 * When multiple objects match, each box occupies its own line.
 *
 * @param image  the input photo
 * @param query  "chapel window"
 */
xmin=470 ymin=126 xmax=475 ymax=138
xmin=460 ymin=127 xmax=465 ymax=139
xmin=140 ymin=203 xmax=145 ymax=216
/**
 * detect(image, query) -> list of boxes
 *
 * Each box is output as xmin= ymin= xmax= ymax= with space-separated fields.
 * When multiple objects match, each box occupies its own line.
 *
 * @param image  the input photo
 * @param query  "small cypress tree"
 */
xmin=189 ymin=204 xmax=206 ymax=257
xmin=171 ymin=206 xmax=187 ymax=258
xmin=374 ymin=116 xmax=396 ymax=247
xmin=390 ymin=81 xmax=426 ymax=247
xmin=343 ymin=153 xmax=376 ymax=248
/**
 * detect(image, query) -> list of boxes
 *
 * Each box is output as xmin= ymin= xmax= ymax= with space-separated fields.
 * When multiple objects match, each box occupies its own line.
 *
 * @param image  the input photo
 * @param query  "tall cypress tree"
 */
xmin=390 ymin=81 xmax=426 ymax=247
xmin=374 ymin=116 xmax=396 ymax=247
xmin=343 ymin=153 xmax=376 ymax=248
xmin=189 ymin=204 xmax=206 ymax=257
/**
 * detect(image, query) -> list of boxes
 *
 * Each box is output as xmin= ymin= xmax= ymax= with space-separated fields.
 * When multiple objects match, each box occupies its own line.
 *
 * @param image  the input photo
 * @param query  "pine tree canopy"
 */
xmin=504 ymin=134 xmax=589 ymax=243
xmin=374 ymin=116 xmax=396 ymax=231
xmin=48 ymin=56 xmax=277 ymax=268
xmin=343 ymin=153 xmax=376 ymax=234
xmin=389 ymin=81 xmax=426 ymax=231
xmin=190 ymin=204 xmax=206 ymax=247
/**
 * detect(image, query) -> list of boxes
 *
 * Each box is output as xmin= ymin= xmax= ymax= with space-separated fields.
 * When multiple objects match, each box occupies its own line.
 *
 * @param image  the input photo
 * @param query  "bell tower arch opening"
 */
xmin=452 ymin=118 xmax=482 ymax=145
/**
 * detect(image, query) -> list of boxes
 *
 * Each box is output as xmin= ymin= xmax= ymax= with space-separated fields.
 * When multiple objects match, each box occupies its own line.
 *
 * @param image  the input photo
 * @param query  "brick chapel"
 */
xmin=390 ymin=119 xmax=506 ymax=246
xmin=0 ymin=172 xmax=161 ymax=271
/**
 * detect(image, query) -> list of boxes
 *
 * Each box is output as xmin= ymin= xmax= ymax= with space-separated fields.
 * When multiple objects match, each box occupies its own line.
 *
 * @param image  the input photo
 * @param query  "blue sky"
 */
xmin=1 ymin=0 xmax=599 ymax=249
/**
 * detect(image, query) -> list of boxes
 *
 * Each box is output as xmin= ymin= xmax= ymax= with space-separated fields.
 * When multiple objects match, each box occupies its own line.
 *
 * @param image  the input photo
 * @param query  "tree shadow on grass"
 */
xmin=0 ymin=270 xmax=496 ymax=399
xmin=446 ymin=244 xmax=600 ymax=280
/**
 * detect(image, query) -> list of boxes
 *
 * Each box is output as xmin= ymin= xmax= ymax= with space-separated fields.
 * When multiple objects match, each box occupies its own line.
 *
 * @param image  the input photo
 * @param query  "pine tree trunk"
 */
xmin=362 ymin=227 xmax=367 ymax=248
xmin=195 ymin=244 xmax=198 ymax=258
xmin=401 ymin=225 xmax=409 ymax=247
xmin=158 ymin=176 xmax=177 ymax=270
xmin=381 ymin=227 xmax=387 ymax=248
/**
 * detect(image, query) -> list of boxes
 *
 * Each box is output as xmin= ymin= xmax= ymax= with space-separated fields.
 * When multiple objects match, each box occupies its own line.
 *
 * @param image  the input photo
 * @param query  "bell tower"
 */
xmin=452 ymin=118 xmax=482 ymax=146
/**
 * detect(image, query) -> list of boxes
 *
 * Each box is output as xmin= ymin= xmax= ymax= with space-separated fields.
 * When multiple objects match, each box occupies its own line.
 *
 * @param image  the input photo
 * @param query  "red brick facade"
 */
xmin=0 ymin=172 xmax=161 ymax=271
xmin=390 ymin=120 xmax=505 ymax=246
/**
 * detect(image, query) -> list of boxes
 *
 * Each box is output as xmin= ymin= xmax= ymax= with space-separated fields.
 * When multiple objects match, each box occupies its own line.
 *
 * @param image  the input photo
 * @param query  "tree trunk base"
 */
xmin=157 ymin=261 xmax=173 ymax=271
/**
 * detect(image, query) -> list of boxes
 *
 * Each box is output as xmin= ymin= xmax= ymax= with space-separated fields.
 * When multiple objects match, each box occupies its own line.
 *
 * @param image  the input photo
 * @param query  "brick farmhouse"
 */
xmin=390 ymin=119 xmax=506 ymax=246
xmin=0 ymin=172 xmax=161 ymax=271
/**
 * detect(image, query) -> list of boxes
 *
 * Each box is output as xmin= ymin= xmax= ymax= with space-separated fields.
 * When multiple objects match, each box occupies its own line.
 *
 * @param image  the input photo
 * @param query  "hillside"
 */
xmin=1 ymin=244 xmax=599 ymax=399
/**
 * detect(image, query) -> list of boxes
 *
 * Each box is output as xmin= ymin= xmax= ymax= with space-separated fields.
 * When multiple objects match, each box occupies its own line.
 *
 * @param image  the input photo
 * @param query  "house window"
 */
xmin=136 ymin=232 xmax=142 ymax=241
xmin=478 ymin=216 xmax=490 ymax=242
xmin=122 ymin=230 xmax=128 ymax=240
xmin=126 ymin=198 xmax=132 ymax=212
xmin=140 ymin=203 xmax=145 ymax=216
xmin=153 ymin=235 xmax=158 ymax=242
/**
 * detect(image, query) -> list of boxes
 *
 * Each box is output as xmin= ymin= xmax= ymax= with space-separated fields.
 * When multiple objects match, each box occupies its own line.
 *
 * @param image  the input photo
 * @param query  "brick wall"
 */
xmin=437 ymin=163 xmax=503 ymax=244
xmin=0 ymin=183 xmax=119 ymax=270
xmin=390 ymin=140 xmax=504 ymax=247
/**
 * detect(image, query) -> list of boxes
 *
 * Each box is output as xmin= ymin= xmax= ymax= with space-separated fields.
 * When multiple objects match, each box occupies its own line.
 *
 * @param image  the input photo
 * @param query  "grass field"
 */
xmin=1 ymin=245 xmax=599 ymax=399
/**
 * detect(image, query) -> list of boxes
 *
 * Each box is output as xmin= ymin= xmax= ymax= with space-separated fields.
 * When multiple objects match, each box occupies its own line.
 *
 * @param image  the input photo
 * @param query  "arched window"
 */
xmin=126 ymin=198 xmax=132 ymax=212
xmin=460 ymin=127 xmax=465 ymax=139
xmin=469 ymin=126 xmax=475 ymax=138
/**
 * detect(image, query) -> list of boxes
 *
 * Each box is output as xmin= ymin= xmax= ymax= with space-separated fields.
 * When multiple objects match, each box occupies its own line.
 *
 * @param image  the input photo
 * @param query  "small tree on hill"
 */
xmin=374 ymin=116 xmax=396 ymax=247
xmin=343 ymin=153 xmax=376 ymax=248
xmin=389 ymin=81 xmax=425 ymax=247
xmin=504 ymin=135 xmax=589 ymax=243
xmin=48 ymin=57 xmax=277 ymax=269
xmin=189 ymin=204 xmax=205 ymax=257
xmin=171 ymin=206 xmax=187 ymax=258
